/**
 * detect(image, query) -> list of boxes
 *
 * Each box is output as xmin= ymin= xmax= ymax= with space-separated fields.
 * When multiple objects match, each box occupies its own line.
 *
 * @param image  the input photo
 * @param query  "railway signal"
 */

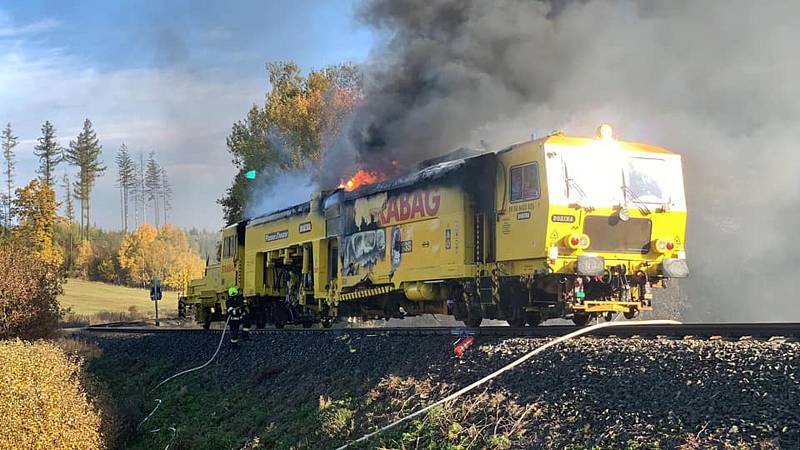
xmin=150 ymin=278 xmax=163 ymax=326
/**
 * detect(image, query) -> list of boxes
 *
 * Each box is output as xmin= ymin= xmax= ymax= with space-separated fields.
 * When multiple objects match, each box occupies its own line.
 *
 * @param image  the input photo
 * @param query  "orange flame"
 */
xmin=339 ymin=169 xmax=386 ymax=191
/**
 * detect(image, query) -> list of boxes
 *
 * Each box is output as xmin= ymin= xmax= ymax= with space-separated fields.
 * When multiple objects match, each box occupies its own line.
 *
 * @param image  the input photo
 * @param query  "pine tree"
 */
xmin=160 ymin=167 xmax=173 ymax=225
xmin=33 ymin=121 xmax=63 ymax=188
xmin=64 ymin=119 xmax=105 ymax=240
xmin=2 ymin=123 xmax=17 ymax=232
xmin=136 ymin=152 xmax=146 ymax=227
xmin=61 ymin=172 xmax=75 ymax=271
xmin=145 ymin=152 xmax=162 ymax=227
xmin=60 ymin=173 xmax=74 ymax=223
xmin=115 ymin=143 xmax=136 ymax=233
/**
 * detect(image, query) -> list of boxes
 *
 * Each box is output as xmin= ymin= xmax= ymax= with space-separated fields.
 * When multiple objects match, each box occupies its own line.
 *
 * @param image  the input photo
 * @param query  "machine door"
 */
xmin=495 ymin=146 xmax=549 ymax=262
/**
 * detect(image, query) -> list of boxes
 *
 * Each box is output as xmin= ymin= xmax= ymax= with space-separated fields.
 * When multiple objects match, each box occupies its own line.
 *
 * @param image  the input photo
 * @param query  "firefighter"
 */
xmin=226 ymin=287 xmax=248 ymax=346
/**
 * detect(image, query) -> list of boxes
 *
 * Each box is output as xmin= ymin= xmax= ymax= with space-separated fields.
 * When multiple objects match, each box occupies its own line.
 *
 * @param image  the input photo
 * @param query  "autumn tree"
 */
xmin=74 ymin=239 xmax=93 ymax=279
xmin=2 ymin=123 xmax=17 ymax=232
xmin=0 ymin=243 xmax=63 ymax=340
xmin=115 ymin=143 xmax=136 ymax=233
xmin=145 ymin=152 xmax=162 ymax=227
xmin=10 ymin=179 xmax=63 ymax=266
xmin=218 ymin=61 xmax=362 ymax=224
xmin=65 ymin=119 xmax=105 ymax=240
xmin=33 ymin=121 xmax=63 ymax=188
xmin=118 ymin=223 xmax=203 ymax=288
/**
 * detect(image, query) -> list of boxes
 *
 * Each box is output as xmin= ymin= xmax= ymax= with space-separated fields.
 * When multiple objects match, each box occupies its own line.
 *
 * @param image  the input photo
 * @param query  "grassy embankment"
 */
xmin=60 ymin=278 xmax=177 ymax=325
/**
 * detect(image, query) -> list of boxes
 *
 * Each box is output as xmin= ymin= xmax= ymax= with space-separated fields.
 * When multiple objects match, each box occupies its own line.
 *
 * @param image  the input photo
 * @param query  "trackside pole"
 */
xmin=150 ymin=278 xmax=163 ymax=326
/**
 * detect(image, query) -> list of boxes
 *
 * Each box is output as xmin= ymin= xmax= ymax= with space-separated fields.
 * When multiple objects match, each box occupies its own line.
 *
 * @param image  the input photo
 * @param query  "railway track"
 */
xmin=84 ymin=321 xmax=800 ymax=340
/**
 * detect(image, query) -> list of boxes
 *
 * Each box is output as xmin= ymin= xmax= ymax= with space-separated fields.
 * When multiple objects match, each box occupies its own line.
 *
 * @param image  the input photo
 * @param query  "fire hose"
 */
xmin=138 ymin=315 xmax=231 ymax=449
xmin=335 ymin=319 xmax=681 ymax=450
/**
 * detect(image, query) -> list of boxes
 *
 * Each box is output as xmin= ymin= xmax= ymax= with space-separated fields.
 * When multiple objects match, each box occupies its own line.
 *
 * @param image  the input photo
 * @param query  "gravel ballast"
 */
xmin=80 ymin=329 xmax=799 ymax=449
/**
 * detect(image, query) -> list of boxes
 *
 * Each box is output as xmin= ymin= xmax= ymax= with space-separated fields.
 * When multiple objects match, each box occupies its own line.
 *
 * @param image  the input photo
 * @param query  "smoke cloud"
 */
xmin=332 ymin=0 xmax=800 ymax=321
xmin=245 ymin=171 xmax=317 ymax=219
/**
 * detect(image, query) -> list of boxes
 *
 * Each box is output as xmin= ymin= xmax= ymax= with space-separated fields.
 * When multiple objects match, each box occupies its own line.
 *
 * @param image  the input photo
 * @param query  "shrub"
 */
xmin=0 ymin=339 xmax=103 ymax=449
xmin=0 ymin=242 xmax=63 ymax=339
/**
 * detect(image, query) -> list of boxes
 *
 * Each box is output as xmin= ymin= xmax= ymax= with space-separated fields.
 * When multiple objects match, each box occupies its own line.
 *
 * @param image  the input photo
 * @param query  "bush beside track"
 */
xmin=77 ymin=330 xmax=798 ymax=449
xmin=0 ymin=339 xmax=105 ymax=449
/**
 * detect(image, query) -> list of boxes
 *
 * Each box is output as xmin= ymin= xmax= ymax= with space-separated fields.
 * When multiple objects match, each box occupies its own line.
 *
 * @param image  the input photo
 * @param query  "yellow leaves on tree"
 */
xmin=0 ymin=242 xmax=62 ymax=340
xmin=265 ymin=62 xmax=362 ymax=165
xmin=10 ymin=179 xmax=63 ymax=266
xmin=75 ymin=239 xmax=94 ymax=279
xmin=0 ymin=340 xmax=102 ymax=450
xmin=118 ymin=223 xmax=204 ymax=289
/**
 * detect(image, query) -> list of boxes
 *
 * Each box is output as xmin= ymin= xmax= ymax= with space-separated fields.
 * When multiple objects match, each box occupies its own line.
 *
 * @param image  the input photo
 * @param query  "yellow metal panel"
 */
xmin=339 ymin=185 xmax=476 ymax=291
xmin=243 ymin=207 xmax=325 ymax=297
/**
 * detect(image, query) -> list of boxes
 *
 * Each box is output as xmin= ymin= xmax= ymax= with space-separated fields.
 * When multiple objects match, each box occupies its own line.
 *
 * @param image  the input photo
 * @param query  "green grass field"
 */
xmin=60 ymin=278 xmax=171 ymax=315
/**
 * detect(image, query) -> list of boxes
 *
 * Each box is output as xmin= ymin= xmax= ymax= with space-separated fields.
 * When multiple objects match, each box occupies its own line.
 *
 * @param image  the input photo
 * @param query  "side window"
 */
xmin=510 ymin=162 xmax=540 ymax=203
xmin=222 ymin=236 xmax=232 ymax=258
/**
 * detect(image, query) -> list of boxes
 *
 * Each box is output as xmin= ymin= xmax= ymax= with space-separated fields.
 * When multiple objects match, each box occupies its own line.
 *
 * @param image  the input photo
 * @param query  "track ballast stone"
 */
xmin=80 ymin=330 xmax=799 ymax=449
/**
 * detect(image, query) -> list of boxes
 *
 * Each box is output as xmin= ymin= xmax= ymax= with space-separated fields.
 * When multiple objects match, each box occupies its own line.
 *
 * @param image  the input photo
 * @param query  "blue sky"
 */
xmin=0 ymin=0 xmax=374 ymax=230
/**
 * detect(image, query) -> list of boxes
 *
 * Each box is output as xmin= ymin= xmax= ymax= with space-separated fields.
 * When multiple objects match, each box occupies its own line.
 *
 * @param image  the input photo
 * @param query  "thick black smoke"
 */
xmin=326 ymin=0 xmax=800 ymax=321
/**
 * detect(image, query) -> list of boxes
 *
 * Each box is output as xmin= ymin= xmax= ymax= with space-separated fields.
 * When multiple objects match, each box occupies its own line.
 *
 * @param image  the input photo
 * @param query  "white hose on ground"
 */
xmin=151 ymin=315 xmax=231 ymax=392
xmin=335 ymin=319 xmax=681 ymax=450
xmin=138 ymin=315 xmax=232 ymax=449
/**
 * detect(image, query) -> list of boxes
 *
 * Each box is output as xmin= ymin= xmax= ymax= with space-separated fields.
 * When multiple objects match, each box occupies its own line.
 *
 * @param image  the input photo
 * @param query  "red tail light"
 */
xmin=666 ymin=241 xmax=675 ymax=250
xmin=570 ymin=237 xmax=580 ymax=246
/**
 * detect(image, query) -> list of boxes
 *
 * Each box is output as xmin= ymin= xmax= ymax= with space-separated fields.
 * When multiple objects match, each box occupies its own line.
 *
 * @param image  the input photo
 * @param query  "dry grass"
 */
xmin=59 ymin=278 xmax=177 ymax=326
xmin=59 ymin=278 xmax=175 ymax=315
xmin=0 ymin=339 xmax=103 ymax=449
xmin=366 ymin=375 xmax=536 ymax=449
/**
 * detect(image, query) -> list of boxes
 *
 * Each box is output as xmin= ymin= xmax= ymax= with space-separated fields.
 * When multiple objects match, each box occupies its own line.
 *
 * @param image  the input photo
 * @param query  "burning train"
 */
xmin=179 ymin=125 xmax=688 ymax=328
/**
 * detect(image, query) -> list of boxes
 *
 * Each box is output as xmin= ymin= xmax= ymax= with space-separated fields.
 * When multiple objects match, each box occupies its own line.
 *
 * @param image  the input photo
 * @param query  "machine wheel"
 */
xmin=464 ymin=317 xmax=483 ymax=328
xmin=526 ymin=312 xmax=543 ymax=327
xmin=321 ymin=318 xmax=333 ymax=328
xmin=178 ymin=298 xmax=186 ymax=318
xmin=572 ymin=313 xmax=591 ymax=326
xmin=604 ymin=312 xmax=614 ymax=322
xmin=624 ymin=308 xmax=638 ymax=320
xmin=506 ymin=318 xmax=526 ymax=328
xmin=201 ymin=308 xmax=212 ymax=329
xmin=255 ymin=316 xmax=266 ymax=329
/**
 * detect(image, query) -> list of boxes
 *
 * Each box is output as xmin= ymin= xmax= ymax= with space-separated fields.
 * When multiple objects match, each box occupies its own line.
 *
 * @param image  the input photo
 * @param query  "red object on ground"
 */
xmin=454 ymin=336 xmax=474 ymax=357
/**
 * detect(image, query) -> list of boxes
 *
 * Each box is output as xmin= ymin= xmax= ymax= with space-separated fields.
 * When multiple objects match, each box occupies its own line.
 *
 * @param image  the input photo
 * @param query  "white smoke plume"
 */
xmin=245 ymin=171 xmax=317 ymax=219
xmin=328 ymin=0 xmax=800 ymax=321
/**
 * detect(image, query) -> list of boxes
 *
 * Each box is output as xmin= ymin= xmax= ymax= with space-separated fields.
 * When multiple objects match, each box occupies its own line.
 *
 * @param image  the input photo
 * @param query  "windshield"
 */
xmin=625 ymin=156 xmax=671 ymax=204
xmin=555 ymin=148 xmax=679 ymax=208
xmin=561 ymin=151 xmax=624 ymax=205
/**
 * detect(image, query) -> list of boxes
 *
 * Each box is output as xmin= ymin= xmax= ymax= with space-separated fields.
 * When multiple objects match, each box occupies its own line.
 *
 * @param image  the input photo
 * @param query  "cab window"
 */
xmin=510 ymin=162 xmax=540 ymax=202
xmin=222 ymin=235 xmax=234 ymax=258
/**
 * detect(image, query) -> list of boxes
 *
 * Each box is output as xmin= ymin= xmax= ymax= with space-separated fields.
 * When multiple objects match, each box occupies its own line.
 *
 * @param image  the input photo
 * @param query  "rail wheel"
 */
xmin=526 ymin=311 xmax=543 ymax=327
xmin=321 ymin=317 xmax=333 ymax=328
xmin=200 ymin=307 xmax=212 ymax=329
xmin=178 ymin=298 xmax=186 ymax=318
xmin=572 ymin=313 xmax=591 ymax=326
xmin=506 ymin=318 xmax=526 ymax=327
xmin=464 ymin=317 xmax=482 ymax=328
xmin=624 ymin=308 xmax=638 ymax=319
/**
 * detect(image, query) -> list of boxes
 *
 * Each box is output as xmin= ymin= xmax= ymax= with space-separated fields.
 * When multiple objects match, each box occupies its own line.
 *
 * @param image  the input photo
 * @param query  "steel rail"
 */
xmin=83 ymin=322 xmax=800 ymax=339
